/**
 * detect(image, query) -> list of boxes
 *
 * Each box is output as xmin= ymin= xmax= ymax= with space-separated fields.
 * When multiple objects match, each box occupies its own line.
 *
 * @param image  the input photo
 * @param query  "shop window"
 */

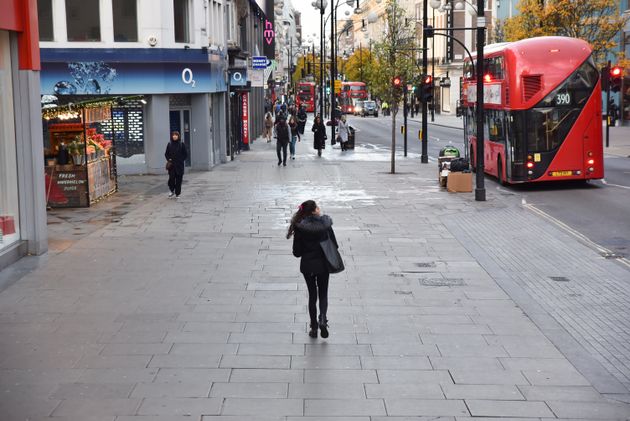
xmin=113 ymin=0 xmax=138 ymax=42
xmin=0 ymin=31 xmax=20 ymax=251
xmin=38 ymin=0 xmax=54 ymax=41
xmin=174 ymin=0 xmax=190 ymax=43
xmin=66 ymin=0 xmax=101 ymax=41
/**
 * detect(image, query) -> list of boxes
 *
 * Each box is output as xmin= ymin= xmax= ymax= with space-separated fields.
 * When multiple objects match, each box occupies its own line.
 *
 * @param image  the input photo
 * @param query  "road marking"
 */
xmin=601 ymin=178 xmax=630 ymax=190
xmin=523 ymin=202 xmax=630 ymax=269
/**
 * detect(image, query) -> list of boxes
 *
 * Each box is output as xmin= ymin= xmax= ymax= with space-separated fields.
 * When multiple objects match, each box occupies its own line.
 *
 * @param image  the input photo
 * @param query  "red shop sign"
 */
xmin=241 ymin=93 xmax=249 ymax=145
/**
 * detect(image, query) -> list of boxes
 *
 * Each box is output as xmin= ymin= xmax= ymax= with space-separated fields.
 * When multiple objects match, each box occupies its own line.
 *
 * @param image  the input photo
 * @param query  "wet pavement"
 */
xmin=0 ymin=130 xmax=629 ymax=420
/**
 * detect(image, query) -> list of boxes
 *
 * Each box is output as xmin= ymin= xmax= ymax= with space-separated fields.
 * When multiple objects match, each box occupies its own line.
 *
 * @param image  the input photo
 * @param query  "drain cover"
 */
xmin=416 ymin=262 xmax=436 ymax=268
xmin=394 ymin=290 xmax=413 ymax=295
xmin=550 ymin=276 xmax=570 ymax=282
xmin=420 ymin=278 xmax=465 ymax=286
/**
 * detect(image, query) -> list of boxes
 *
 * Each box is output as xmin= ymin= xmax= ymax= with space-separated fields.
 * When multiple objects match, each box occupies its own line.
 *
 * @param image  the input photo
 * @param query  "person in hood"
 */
xmin=165 ymin=130 xmax=188 ymax=198
xmin=287 ymin=200 xmax=338 ymax=338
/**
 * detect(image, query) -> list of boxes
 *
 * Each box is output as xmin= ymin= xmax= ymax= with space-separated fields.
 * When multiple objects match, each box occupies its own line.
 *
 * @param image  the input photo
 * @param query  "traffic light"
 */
xmin=325 ymin=80 xmax=331 ymax=95
xmin=420 ymin=74 xmax=434 ymax=103
xmin=610 ymin=66 xmax=623 ymax=93
xmin=392 ymin=76 xmax=402 ymax=88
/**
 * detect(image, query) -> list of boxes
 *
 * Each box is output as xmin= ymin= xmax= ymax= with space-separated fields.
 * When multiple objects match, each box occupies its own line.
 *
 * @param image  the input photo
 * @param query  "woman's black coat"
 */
xmin=311 ymin=121 xmax=326 ymax=150
xmin=297 ymin=109 xmax=307 ymax=134
xmin=293 ymin=215 xmax=338 ymax=275
xmin=165 ymin=140 xmax=188 ymax=176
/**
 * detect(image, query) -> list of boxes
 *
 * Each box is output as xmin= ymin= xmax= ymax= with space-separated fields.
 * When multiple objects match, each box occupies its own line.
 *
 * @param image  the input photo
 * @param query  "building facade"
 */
xmin=0 ymin=0 xmax=49 ymax=270
xmin=38 ymin=0 xmax=230 ymax=174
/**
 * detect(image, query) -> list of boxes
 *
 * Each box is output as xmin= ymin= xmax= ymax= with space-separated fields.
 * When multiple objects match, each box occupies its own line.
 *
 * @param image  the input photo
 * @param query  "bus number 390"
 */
xmin=555 ymin=92 xmax=571 ymax=105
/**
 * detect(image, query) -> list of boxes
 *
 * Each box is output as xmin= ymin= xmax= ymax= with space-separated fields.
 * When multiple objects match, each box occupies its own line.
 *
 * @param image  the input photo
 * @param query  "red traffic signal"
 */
xmin=423 ymin=75 xmax=433 ymax=85
xmin=610 ymin=66 xmax=623 ymax=93
xmin=392 ymin=76 xmax=402 ymax=87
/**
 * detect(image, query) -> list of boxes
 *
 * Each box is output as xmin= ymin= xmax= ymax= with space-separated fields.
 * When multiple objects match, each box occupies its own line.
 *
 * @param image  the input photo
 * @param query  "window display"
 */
xmin=0 ymin=31 xmax=20 ymax=251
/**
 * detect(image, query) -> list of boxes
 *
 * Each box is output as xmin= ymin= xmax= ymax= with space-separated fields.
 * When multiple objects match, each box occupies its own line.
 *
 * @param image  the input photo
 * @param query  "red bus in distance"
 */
xmin=296 ymin=81 xmax=316 ymax=112
xmin=462 ymin=36 xmax=604 ymax=184
xmin=339 ymin=81 xmax=368 ymax=113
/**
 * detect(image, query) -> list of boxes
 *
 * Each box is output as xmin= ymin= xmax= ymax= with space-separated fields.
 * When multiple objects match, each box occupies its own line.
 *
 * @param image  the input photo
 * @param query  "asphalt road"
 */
xmin=346 ymin=113 xmax=630 ymax=259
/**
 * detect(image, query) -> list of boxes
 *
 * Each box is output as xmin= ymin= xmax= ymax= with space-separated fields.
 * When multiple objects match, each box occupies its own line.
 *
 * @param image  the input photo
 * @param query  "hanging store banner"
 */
xmin=230 ymin=69 xmax=248 ymax=87
xmin=250 ymin=70 xmax=265 ymax=88
xmin=241 ymin=93 xmax=249 ymax=145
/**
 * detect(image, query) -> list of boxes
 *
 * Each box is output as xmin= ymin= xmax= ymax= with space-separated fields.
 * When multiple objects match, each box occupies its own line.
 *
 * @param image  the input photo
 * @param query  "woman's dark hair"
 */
xmin=314 ymin=116 xmax=321 ymax=124
xmin=287 ymin=200 xmax=317 ymax=239
xmin=171 ymin=131 xmax=180 ymax=138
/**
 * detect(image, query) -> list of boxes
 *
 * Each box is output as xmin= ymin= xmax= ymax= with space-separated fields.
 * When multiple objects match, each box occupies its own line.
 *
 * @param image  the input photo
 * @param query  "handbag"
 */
xmin=319 ymin=233 xmax=344 ymax=274
xmin=165 ymin=160 xmax=173 ymax=171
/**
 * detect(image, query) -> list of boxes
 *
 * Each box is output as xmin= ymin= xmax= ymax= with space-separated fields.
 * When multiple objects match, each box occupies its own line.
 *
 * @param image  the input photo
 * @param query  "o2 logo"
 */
xmin=182 ymin=68 xmax=196 ymax=88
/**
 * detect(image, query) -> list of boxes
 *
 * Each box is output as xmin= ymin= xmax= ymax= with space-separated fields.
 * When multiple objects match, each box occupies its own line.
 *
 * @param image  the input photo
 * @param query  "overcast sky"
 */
xmin=295 ymin=1 xmax=358 ymax=47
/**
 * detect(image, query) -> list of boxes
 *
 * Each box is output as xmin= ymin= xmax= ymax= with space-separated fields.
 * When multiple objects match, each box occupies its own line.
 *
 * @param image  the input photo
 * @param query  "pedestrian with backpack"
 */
xmin=287 ymin=200 xmax=340 ymax=338
xmin=274 ymin=113 xmax=290 ymax=166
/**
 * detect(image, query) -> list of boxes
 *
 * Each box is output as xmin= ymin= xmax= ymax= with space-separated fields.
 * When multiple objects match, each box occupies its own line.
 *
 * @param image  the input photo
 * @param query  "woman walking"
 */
xmin=288 ymin=115 xmax=299 ymax=160
xmin=165 ymin=131 xmax=188 ymax=199
xmin=288 ymin=200 xmax=338 ymax=338
xmin=337 ymin=115 xmax=349 ymax=151
xmin=264 ymin=112 xmax=274 ymax=143
xmin=274 ymin=113 xmax=290 ymax=166
xmin=297 ymin=105 xmax=307 ymax=139
xmin=311 ymin=114 xmax=326 ymax=157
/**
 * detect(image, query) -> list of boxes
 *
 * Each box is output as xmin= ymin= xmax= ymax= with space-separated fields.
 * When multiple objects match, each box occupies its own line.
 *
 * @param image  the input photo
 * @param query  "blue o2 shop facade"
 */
xmin=40 ymin=48 xmax=228 ymax=175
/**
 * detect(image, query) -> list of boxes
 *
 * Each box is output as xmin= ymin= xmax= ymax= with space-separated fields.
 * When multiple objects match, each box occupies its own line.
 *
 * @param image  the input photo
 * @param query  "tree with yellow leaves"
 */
xmin=503 ymin=0 xmax=629 ymax=64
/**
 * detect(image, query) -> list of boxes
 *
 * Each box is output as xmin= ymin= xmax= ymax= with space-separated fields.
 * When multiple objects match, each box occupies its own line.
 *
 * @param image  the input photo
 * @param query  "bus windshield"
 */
xmin=524 ymin=57 xmax=598 ymax=152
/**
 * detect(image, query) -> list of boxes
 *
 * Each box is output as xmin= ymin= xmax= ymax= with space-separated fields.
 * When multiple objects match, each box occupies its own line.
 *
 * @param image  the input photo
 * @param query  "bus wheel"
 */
xmin=497 ymin=158 xmax=505 ymax=186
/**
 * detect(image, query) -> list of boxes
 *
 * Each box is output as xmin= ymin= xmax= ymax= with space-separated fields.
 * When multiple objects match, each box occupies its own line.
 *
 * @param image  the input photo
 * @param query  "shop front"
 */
xmin=0 ymin=31 xmax=20 ymax=254
xmin=0 ymin=0 xmax=48 ymax=270
xmin=40 ymin=49 xmax=228 ymax=176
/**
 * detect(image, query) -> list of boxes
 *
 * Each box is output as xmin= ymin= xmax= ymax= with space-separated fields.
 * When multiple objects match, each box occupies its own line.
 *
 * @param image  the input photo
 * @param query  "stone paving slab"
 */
xmin=1 ymin=135 xmax=630 ymax=420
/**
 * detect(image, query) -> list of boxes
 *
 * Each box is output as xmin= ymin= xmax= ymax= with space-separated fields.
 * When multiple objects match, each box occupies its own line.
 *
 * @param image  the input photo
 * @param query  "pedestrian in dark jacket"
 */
xmin=287 ymin=200 xmax=338 ymax=338
xmin=297 ymin=106 xmax=307 ymax=137
xmin=311 ymin=114 xmax=326 ymax=157
xmin=165 ymin=131 xmax=188 ymax=198
xmin=288 ymin=115 xmax=299 ymax=160
xmin=274 ymin=113 xmax=290 ymax=166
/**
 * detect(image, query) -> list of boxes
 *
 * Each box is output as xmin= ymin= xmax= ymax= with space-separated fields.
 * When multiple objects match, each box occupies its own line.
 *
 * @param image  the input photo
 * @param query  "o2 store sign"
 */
xmin=182 ymin=68 xmax=196 ymax=87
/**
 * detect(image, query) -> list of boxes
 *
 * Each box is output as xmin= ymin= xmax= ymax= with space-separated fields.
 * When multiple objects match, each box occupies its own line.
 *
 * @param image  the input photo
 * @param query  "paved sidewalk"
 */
xmin=0 ymin=132 xmax=629 ymax=420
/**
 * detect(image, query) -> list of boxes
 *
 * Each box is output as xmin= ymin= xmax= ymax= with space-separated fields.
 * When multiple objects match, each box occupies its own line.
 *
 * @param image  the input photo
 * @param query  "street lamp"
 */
xmin=312 ymin=0 xmax=329 ymax=118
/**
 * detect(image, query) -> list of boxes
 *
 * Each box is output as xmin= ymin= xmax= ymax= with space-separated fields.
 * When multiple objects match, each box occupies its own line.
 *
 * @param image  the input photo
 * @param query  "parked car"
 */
xmin=362 ymin=100 xmax=378 ymax=117
xmin=353 ymin=100 xmax=364 ymax=116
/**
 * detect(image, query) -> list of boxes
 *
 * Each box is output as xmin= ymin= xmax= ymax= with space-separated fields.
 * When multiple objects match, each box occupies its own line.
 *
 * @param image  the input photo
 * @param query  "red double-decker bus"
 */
xmin=296 ymin=81 xmax=316 ymax=112
xmin=339 ymin=81 xmax=368 ymax=113
xmin=462 ymin=36 xmax=604 ymax=184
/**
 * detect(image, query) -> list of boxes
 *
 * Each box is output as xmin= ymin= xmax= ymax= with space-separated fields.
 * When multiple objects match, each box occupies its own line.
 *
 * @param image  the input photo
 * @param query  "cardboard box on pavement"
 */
xmin=447 ymin=172 xmax=472 ymax=193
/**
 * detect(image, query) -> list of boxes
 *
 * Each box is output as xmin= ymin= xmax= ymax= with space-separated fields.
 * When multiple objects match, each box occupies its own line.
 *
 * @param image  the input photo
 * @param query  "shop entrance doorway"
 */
xmin=169 ymin=109 xmax=191 ymax=167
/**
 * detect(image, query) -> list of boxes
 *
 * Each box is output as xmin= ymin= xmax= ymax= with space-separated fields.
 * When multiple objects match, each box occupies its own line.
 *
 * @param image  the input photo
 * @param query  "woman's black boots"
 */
xmin=309 ymin=322 xmax=318 ymax=338
xmin=318 ymin=315 xmax=329 ymax=338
